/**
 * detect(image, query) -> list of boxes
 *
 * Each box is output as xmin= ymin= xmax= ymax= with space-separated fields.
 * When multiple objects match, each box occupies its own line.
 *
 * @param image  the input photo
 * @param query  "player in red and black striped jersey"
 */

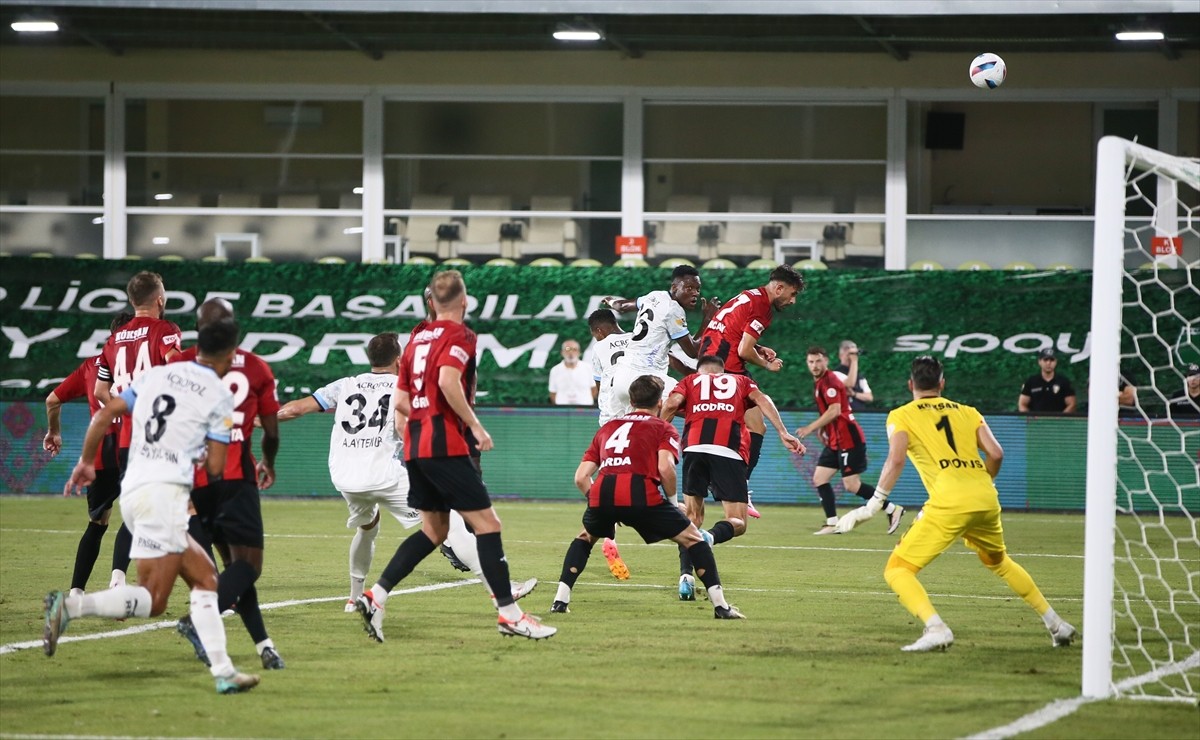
xmin=549 ymin=374 xmax=746 ymax=619
xmin=796 ymin=345 xmax=904 ymax=536
xmin=173 ymin=298 xmax=285 ymax=671
xmin=358 ymin=270 xmax=555 ymax=641
xmin=697 ymin=265 xmax=805 ymax=515
xmin=43 ymin=312 xmax=132 ymax=596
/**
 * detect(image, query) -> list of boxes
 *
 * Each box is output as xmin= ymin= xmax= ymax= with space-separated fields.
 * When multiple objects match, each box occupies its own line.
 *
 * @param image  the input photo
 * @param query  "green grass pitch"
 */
xmin=1 ymin=496 xmax=1195 ymax=739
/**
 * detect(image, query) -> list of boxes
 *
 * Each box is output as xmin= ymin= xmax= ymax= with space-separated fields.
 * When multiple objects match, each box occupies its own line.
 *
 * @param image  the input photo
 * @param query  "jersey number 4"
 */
xmin=605 ymin=422 xmax=633 ymax=453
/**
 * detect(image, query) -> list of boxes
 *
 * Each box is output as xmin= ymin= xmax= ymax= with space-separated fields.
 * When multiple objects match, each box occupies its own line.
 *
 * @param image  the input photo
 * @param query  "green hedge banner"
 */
xmin=0 ymin=257 xmax=1193 ymax=413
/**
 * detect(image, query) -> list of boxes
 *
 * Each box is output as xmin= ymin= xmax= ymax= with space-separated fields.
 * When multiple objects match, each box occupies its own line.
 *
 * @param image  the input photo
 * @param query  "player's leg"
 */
xmin=677 ymin=453 xmax=711 ymax=599
xmin=965 ymin=514 xmax=1076 ymax=646
xmin=71 ymin=460 xmax=122 ymax=594
xmin=705 ymin=456 xmax=749 ymax=544
xmin=444 ymin=510 xmax=538 ymax=604
xmin=107 ymin=446 xmax=133 ymax=588
xmin=552 ymin=525 xmax=602 ymax=613
xmin=883 ymin=510 xmax=961 ymax=651
xmin=840 ymin=444 xmax=904 ymax=533
xmin=663 ymin=512 xmax=742 ymax=619
xmin=178 ymin=536 xmax=259 ymax=692
xmin=343 ymin=491 xmax=381 ymax=609
xmin=812 ymin=449 xmax=840 ymax=534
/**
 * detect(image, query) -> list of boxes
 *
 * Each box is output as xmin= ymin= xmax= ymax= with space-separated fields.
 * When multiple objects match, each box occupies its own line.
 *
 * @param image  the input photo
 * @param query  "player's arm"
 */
xmin=438 ymin=365 xmax=493 ymax=451
xmin=203 ymin=438 xmax=228 ymax=480
xmin=256 ymin=413 xmax=280 ymax=490
xmin=749 ymin=389 xmax=804 ymax=455
xmin=660 ymin=391 xmax=685 ymax=421
xmin=658 ymin=450 xmax=677 ymax=500
xmin=795 ymin=402 xmax=839 ymax=439
xmin=738 ymin=332 xmax=782 ymax=372
xmin=64 ymin=396 xmax=128 ymax=496
xmin=836 ymin=427 xmax=906 ymax=533
xmin=601 ymin=296 xmax=637 ymax=314
xmin=574 ymin=461 xmax=598 ymax=495
xmin=274 ymin=395 xmax=323 ymax=423
xmin=976 ymin=421 xmax=1005 ymax=478
xmin=43 ymin=390 xmax=65 ymax=455
xmin=94 ymin=378 xmax=114 ymax=406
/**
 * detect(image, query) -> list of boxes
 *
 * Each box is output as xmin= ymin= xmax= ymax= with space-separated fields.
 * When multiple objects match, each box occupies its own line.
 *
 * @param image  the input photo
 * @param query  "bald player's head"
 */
xmin=196 ymin=297 xmax=235 ymax=329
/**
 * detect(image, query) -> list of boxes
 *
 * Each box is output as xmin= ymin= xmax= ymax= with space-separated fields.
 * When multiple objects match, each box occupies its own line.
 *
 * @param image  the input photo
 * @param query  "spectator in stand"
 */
xmin=548 ymin=339 xmax=597 ymax=406
xmin=1168 ymin=363 xmax=1200 ymax=418
xmin=833 ymin=340 xmax=872 ymax=414
xmin=1018 ymin=348 xmax=1077 ymax=414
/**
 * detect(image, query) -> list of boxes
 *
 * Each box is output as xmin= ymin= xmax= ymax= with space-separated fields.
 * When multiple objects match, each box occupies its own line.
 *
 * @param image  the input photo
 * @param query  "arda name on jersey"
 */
xmin=601 ymin=456 xmax=631 ymax=468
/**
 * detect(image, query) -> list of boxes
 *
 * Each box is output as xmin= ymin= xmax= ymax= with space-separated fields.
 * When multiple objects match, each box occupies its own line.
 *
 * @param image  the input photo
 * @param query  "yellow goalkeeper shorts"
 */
xmin=892 ymin=506 xmax=1007 ymax=570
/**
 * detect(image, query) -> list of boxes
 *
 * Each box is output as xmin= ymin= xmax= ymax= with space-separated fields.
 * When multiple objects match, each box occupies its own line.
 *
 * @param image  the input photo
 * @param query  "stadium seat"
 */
xmin=788 ymin=195 xmax=837 ymax=259
xmin=845 ymin=194 xmax=884 ymax=261
xmin=613 ymin=257 xmax=649 ymax=268
xmin=528 ymin=257 xmax=565 ymax=267
xmin=1003 ymin=261 xmax=1037 ymax=271
xmin=121 ymin=254 xmax=143 ymax=260
xmin=75 ymin=253 xmax=100 ymax=259
xmin=1046 ymin=262 xmax=1075 ymax=271
xmin=510 ymin=195 xmax=579 ymax=261
xmin=441 ymin=258 xmax=472 ymax=266
xmin=402 ymin=195 xmax=457 ymax=260
xmin=244 ymin=256 xmax=272 ymax=263
xmin=30 ymin=251 xmax=54 ymax=258
xmin=792 ymin=258 xmax=827 ymax=270
xmin=746 ymin=258 xmax=778 ymax=270
xmin=202 ymin=255 xmax=228 ymax=262
xmin=454 ymin=195 xmax=509 ymax=260
xmin=271 ymin=194 xmax=321 ymax=252
xmin=651 ymin=195 xmax=713 ymax=262
xmin=957 ymin=260 xmax=991 ymax=271
xmin=908 ymin=260 xmax=944 ymax=271
xmin=658 ymin=257 xmax=695 ymax=269
xmin=405 ymin=255 xmax=437 ymax=265
xmin=486 ymin=257 xmax=517 ymax=266
xmin=717 ymin=195 xmax=776 ymax=261
xmin=157 ymin=254 xmax=185 ymax=261
xmin=315 ymin=256 xmax=347 ymax=264
xmin=701 ymin=258 xmax=738 ymax=270
xmin=568 ymin=258 xmax=603 ymax=268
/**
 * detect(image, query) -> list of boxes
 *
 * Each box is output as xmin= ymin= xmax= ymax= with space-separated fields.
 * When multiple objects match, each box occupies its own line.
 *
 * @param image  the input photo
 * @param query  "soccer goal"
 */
xmin=1083 ymin=136 xmax=1200 ymax=701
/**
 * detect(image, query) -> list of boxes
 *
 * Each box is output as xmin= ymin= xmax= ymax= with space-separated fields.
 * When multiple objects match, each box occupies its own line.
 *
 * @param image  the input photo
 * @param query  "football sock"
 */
xmin=190 ymin=589 xmax=235 ymax=677
xmin=236 ymin=585 xmax=269 ymax=644
xmin=686 ymin=541 xmax=726 ymax=607
xmin=350 ymin=576 xmax=366 ymax=601
xmin=112 ymin=524 xmax=132 ymax=575
xmin=475 ymin=532 xmax=516 ymax=608
xmin=710 ymin=520 xmax=736 ymax=544
xmin=255 ymin=638 xmax=275 ymax=655
xmin=554 ymin=582 xmax=572 ymax=604
xmin=1041 ymin=607 xmax=1062 ymax=629
xmin=69 ymin=585 xmax=152 ymax=619
xmin=217 ymin=560 xmax=258 ymax=613
xmin=884 ymin=501 xmax=897 ymax=515
xmin=349 ymin=524 xmax=378 ymax=584
xmin=987 ymin=555 xmax=1051 ymax=616
xmin=884 ymin=556 xmax=937 ymax=623
xmin=378 ymin=529 xmax=437 ymax=592
xmin=71 ymin=521 xmax=108 ymax=591
xmin=445 ymin=515 xmax=484 ymax=576
xmin=747 ymin=432 xmax=765 ymax=476
xmin=678 ymin=543 xmax=693 ymax=576
xmin=856 ymin=482 xmax=877 ymax=501
xmin=187 ymin=515 xmax=215 ymax=564
xmin=816 ymin=483 xmax=837 ymax=519
xmin=108 ymin=569 xmax=126 ymax=588
xmin=557 ymin=537 xmax=594 ymax=589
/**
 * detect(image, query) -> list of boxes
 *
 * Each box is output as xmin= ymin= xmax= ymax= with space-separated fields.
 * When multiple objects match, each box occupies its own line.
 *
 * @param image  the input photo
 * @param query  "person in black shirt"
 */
xmin=833 ymin=339 xmax=873 ymax=414
xmin=1168 ymin=363 xmax=1200 ymax=418
xmin=1018 ymin=348 xmax=1077 ymax=413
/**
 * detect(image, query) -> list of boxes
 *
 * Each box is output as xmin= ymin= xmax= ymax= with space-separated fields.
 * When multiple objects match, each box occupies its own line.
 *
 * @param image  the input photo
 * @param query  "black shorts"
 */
xmin=582 ymin=503 xmax=692 ymax=544
xmin=86 ymin=439 xmax=126 ymax=521
xmin=192 ymin=479 xmax=264 ymax=548
xmin=407 ymin=456 xmax=492 ymax=513
xmin=682 ymin=452 xmax=749 ymax=503
xmin=816 ymin=443 xmax=869 ymax=476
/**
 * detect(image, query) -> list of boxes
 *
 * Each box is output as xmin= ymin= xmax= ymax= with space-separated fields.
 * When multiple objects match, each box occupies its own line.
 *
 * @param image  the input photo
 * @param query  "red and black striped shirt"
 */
xmin=51 ymin=355 xmax=120 ymax=470
xmin=583 ymin=412 xmax=680 ymax=507
xmin=668 ymin=371 xmax=758 ymax=462
xmin=698 ymin=287 xmax=774 ymax=374
xmin=398 ymin=320 xmax=476 ymax=460
xmin=814 ymin=370 xmax=865 ymax=450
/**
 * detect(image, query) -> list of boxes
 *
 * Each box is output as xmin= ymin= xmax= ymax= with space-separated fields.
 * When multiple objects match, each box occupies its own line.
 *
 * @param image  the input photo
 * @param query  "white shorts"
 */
xmin=609 ymin=366 xmax=673 ymax=418
xmin=341 ymin=475 xmax=420 ymax=529
xmin=119 ymin=482 xmax=191 ymax=560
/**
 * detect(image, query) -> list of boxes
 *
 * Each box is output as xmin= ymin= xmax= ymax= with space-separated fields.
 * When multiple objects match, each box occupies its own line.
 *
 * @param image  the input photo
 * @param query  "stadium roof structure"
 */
xmin=0 ymin=0 xmax=1197 ymax=61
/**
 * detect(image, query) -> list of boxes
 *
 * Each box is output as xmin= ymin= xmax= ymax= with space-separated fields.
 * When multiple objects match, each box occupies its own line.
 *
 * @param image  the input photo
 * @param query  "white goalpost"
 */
xmin=1082 ymin=136 xmax=1200 ymax=702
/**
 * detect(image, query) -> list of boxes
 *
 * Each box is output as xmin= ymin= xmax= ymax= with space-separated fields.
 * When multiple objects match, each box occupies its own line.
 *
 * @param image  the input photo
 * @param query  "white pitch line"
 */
xmin=963 ymin=651 xmax=1200 ymax=740
xmin=0 ymin=579 xmax=477 ymax=656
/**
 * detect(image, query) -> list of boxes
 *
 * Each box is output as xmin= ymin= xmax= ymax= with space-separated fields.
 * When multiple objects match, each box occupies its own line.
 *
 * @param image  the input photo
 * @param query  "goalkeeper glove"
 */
xmin=834 ymin=489 xmax=890 ymax=534
xmin=864 ymin=489 xmax=889 ymax=517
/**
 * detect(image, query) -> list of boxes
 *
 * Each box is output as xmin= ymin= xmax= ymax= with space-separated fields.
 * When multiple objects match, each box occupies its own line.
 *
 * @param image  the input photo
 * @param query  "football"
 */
xmin=969 ymin=52 xmax=1007 ymax=89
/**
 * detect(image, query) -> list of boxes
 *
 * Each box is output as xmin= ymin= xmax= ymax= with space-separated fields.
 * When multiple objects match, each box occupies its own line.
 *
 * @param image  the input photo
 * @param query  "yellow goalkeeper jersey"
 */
xmin=886 ymin=396 xmax=999 ymax=513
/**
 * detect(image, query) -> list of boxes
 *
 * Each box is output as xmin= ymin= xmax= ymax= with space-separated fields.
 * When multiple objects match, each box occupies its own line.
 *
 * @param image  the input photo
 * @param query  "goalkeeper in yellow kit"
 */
xmin=836 ymin=355 xmax=1077 ymax=652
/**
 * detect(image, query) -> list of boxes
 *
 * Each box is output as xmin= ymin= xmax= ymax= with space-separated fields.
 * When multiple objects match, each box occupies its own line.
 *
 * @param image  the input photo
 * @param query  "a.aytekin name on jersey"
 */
xmin=342 ymin=436 xmax=383 ymax=448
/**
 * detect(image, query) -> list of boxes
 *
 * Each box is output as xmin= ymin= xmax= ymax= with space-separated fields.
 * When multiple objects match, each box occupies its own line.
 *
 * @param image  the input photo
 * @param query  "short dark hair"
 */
xmin=126 ymin=271 xmax=164 ymax=307
xmin=628 ymin=375 xmax=664 ymax=409
xmin=196 ymin=297 xmax=234 ymax=330
xmin=671 ymin=265 xmax=700 ymax=281
xmin=197 ymin=318 xmax=239 ymax=356
xmin=587 ymin=308 xmax=618 ymax=330
xmin=430 ymin=270 xmax=465 ymax=307
xmin=806 ymin=345 xmax=827 ymax=357
xmin=367 ymin=332 xmax=401 ymax=367
xmin=697 ymin=354 xmax=724 ymax=371
xmin=910 ymin=355 xmax=944 ymax=391
xmin=769 ymin=264 xmax=805 ymax=290
xmin=110 ymin=311 xmax=134 ymax=333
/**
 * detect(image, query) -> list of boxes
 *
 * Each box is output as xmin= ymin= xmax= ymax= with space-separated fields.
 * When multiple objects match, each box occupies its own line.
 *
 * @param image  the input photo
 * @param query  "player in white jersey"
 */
xmin=602 ymin=265 xmax=717 ymax=416
xmin=588 ymin=309 xmax=632 ymax=426
xmin=48 ymin=318 xmax=260 ymax=695
xmin=275 ymin=332 xmax=535 ymax=610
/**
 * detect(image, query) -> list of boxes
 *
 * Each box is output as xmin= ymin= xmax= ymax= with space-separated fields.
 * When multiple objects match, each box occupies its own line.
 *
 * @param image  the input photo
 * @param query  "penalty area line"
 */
xmin=0 ymin=579 xmax=477 ymax=656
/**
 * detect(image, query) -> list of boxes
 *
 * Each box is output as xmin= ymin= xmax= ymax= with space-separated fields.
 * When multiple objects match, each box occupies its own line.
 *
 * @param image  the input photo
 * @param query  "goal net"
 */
xmin=1083 ymin=137 xmax=1200 ymax=702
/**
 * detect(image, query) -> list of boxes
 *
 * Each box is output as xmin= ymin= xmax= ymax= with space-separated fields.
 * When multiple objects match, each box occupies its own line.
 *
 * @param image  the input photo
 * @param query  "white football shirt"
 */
xmin=591 ymin=331 xmax=631 ymax=425
xmin=619 ymin=290 xmax=689 ymax=374
xmin=313 ymin=371 xmax=404 ymax=492
xmin=118 ymin=361 xmax=234 ymax=492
